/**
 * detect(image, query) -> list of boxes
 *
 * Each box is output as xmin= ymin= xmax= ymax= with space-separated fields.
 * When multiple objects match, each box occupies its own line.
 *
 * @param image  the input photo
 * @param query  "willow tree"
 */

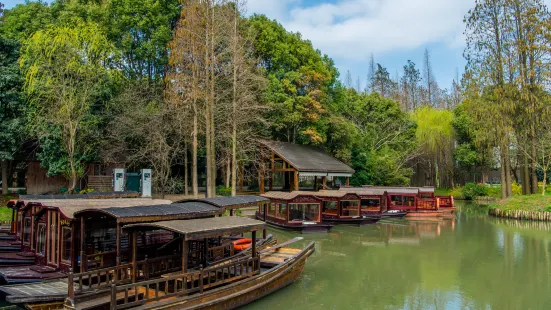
xmin=412 ymin=106 xmax=455 ymax=188
xmin=20 ymin=22 xmax=116 ymax=192
xmin=464 ymin=0 xmax=513 ymax=198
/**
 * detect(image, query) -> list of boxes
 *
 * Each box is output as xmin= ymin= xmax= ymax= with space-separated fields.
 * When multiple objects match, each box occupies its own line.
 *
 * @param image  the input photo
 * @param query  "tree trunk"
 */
xmin=204 ymin=10 xmax=212 ymax=198
xmin=192 ymin=102 xmax=198 ymax=198
xmin=230 ymin=6 xmax=238 ymax=197
xmin=500 ymin=147 xmax=507 ymax=199
xmin=504 ymin=142 xmax=513 ymax=197
xmin=543 ymin=170 xmax=547 ymax=196
xmin=225 ymin=155 xmax=231 ymax=188
xmin=184 ymin=144 xmax=189 ymax=196
xmin=531 ymin=132 xmax=538 ymax=194
xmin=1 ymin=160 xmax=8 ymax=195
xmin=209 ymin=1 xmax=217 ymax=196
xmin=522 ymin=153 xmax=530 ymax=195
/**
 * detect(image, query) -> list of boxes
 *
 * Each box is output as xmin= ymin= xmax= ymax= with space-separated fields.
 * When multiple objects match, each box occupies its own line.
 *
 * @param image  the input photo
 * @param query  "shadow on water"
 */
xmin=244 ymin=201 xmax=551 ymax=310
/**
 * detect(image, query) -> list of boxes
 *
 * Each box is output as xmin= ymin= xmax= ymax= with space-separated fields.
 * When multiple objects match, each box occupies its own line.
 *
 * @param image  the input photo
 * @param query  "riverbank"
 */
xmin=489 ymin=195 xmax=551 ymax=221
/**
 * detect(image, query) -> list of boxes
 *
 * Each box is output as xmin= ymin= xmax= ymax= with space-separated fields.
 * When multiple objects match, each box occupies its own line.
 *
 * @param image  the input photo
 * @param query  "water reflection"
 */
xmin=245 ymin=206 xmax=551 ymax=310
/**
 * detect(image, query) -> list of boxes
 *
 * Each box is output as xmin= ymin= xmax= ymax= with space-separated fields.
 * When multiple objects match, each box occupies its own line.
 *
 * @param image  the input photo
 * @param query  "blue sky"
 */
xmin=5 ymin=0 xmax=551 ymax=89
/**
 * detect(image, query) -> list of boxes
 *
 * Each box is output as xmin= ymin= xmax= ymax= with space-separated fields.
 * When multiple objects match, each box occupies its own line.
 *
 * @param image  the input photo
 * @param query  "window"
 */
xmin=390 ymin=196 xmax=403 ymax=206
xmin=340 ymin=200 xmax=360 ymax=217
xmin=420 ymin=193 xmax=432 ymax=199
xmin=323 ymin=201 xmax=338 ymax=214
xmin=37 ymin=224 xmax=46 ymax=255
xmin=404 ymin=196 xmax=415 ymax=206
xmin=289 ymin=204 xmax=320 ymax=223
xmin=277 ymin=204 xmax=287 ymax=220
xmin=361 ymin=199 xmax=381 ymax=210
xmin=62 ymin=227 xmax=72 ymax=262
xmin=23 ymin=217 xmax=31 ymax=244
xmin=268 ymin=203 xmax=277 ymax=216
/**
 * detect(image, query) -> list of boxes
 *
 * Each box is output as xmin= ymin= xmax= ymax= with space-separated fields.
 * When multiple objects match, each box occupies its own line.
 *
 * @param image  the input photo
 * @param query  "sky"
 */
xmin=3 ymin=0 xmax=551 ymax=89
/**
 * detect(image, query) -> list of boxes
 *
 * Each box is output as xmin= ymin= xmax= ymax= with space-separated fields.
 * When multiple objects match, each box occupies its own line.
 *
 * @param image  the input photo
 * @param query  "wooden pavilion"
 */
xmin=259 ymin=141 xmax=355 ymax=193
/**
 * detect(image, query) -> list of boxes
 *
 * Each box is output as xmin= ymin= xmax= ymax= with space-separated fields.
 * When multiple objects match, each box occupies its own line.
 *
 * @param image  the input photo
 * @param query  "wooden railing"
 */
xmin=109 ymin=256 xmax=260 ymax=310
xmin=417 ymin=198 xmax=439 ymax=210
xmin=85 ymin=251 xmax=117 ymax=270
xmin=67 ymin=254 xmax=182 ymax=303
xmin=437 ymin=196 xmax=453 ymax=208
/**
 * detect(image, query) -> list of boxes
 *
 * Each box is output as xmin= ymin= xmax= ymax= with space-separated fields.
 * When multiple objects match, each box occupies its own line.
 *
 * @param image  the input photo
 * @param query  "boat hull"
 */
xmin=322 ymin=216 xmax=380 ymax=225
xmin=256 ymin=212 xmax=333 ymax=233
xmin=380 ymin=211 xmax=409 ymax=219
xmin=138 ymin=243 xmax=315 ymax=310
xmin=405 ymin=210 xmax=444 ymax=218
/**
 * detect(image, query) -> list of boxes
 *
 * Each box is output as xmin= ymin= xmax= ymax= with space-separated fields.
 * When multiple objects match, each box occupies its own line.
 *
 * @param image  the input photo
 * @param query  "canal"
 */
xmin=245 ymin=202 xmax=551 ymax=309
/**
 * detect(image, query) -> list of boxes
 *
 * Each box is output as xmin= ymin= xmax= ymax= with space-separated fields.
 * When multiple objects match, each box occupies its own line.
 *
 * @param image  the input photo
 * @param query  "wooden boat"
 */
xmin=44 ymin=216 xmax=309 ymax=310
xmin=0 ymin=195 xmax=270 ymax=284
xmin=381 ymin=210 xmax=409 ymax=219
xmin=258 ymin=192 xmax=334 ymax=232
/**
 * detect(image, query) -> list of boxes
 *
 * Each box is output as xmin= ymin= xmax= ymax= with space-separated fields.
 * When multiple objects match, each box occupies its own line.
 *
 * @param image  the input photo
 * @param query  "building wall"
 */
xmin=26 ymin=162 xmax=68 ymax=194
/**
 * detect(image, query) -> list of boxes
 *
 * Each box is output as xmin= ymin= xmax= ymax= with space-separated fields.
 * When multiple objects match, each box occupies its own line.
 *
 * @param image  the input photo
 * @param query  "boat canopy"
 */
xmin=74 ymin=202 xmax=222 ymax=223
xmin=122 ymin=216 xmax=266 ymax=241
xmin=177 ymin=196 xmax=268 ymax=209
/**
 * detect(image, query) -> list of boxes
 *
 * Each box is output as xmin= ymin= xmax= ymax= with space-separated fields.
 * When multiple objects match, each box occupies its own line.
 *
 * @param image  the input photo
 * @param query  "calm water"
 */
xmin=245 ymin=202 xmax=551 ymax=310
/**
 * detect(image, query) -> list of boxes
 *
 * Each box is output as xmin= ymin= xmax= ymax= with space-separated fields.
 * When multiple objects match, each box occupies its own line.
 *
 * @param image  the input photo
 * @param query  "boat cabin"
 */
xmin=334 ymin=188 xmax=388 ymax=215
xmin=258 ymin=192 xmax=332 ymax=232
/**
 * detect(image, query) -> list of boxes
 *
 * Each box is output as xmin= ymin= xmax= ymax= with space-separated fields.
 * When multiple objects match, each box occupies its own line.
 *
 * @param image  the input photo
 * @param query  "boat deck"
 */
xmin=0 ymin=252 xmax=35 ymax=266
xmin=0 ymin=265 xmax=65 ymax=284
xmin=0 ymin=279 xmax=75 ymax=304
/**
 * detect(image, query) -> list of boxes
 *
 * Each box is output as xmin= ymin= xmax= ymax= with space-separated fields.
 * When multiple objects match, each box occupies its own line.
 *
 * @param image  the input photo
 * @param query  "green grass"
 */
xmin=435 ymin=189 xmax=452 ymax=196
xmin=489 ymin=194 xmax=551 ymax=213
xmin=0 ymin=195 xmax=17 ymax=222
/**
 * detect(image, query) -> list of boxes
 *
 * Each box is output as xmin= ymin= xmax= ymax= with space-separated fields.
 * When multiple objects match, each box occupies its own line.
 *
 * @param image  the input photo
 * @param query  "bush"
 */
xmin=216 ymin=186 xmax=232 ymax=197
xmin=544 ymin=206 xmax=551 ymax=212
xmin=462 ymin=183 xmax=488 ymax=200
xmin=167 ymin=178 xmax=186 ymax=195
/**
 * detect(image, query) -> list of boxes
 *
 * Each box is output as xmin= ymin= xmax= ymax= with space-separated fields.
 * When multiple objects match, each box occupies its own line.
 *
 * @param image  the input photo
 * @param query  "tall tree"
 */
xmin=20 ymin=22 xmax=117 ymax=192
xmin=464 ymin=0 xmax=513 ymax=198
xmin=401 ymin=60 xmax=421 ymax=111
xmin=366 ymin=53 xmax=376 ymax=93
xmin=422 ymin=49 xmax=439 ymax=107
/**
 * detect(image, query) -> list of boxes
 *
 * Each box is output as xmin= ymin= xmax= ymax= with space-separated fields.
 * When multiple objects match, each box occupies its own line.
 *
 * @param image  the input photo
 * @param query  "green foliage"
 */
xmin=20 ymin=21 xmax=117 ymax=185
xmin=216 ymin=186 xmax=232 ymax=197
xmin=0 ymin=36 xmax=24 ymax=161
xmin=248 ymin=14 xmax=336 ymax=144
xmin=462 ymin=183 xmax=488 ymax=200
xmin=412 ymin=106 xmax=454 ymax=154
xmin=0 ymin=1 xmax=54 ymax=40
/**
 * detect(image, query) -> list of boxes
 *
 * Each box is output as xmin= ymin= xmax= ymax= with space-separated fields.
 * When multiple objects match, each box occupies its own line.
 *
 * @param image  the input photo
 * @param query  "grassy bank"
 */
xmin=0 ymin=195 xmax=17 ymax=222
xmin=489 ymin=195 xmax=551 ymax=213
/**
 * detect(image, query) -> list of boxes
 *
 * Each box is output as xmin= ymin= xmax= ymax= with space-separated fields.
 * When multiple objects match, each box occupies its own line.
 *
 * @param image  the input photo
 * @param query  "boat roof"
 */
xmin=261 ymin=141 xmax=354 ymax=175
xmin=176 ymin=196 xmax=268 ymax=209
xmin=123 ymin=216 xmax=266 ymax=241
xmin=262 ymin=191 xmax=360 ymax=200
xmin=336 ymin=188 xmax=387 ymax=195
xmin=20 ymin=198 xmax=173 ymax=219
xmin=19 ymin=191 xmax=140 ymax=200
xmin=74 ymin=202 xmax=222 ymax=223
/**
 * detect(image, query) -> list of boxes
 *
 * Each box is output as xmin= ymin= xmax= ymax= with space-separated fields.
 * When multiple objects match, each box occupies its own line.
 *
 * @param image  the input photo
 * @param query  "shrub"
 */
xmin=216 ymin=186 xmax=232 ymax=197
xmin=462 ymin=183 xmax=488 ymax=200
xmin=544 ymin=206 xmax=551 ymax=212
xmin=167 ymin=178 xmax=186 ymax=194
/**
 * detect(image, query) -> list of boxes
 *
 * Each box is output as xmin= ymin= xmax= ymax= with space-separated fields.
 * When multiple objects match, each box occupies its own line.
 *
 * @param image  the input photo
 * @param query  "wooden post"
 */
xmin=322 ymin=176 xmax=327 ymax=188
xmin=67 ymin=268 xmax=75 ymax=307
xmin=10 ymin=209 xmax=14 ymax=234
xmin=314 ymin=176 xmax=318 ymax=191
xmin=346 ymin=177 xmax=350 ymax=186
xmin=251 ymin=231 xmax=257 ymax=258
xmin=80 ymin=217 xmax=86 ymax=272
xmin=202 ymin=238 xmax=208 ymax=267
xmin=293 ymin=170 xmax=299 ymax=191
xmin=115 ymin=222 xmax=121 ymax=266
xmin=269 ymin=153 xmax=274 ymax=191
xmin=263 ymin=203 xmax=267 ymax=222
xmin=131 ymin=231 xmax=137 ymax=283
xmin=239 ymin=166 xmax=244 ymax=192
xmin=263 ymin=228 xmax=267 ymax=240
xmin=182 ymin=239 xmax=188 ymax=273
xmin=230 ymin=209 xmax=234 ymax=216
xmin=110 ymin=283 xmax=117 ymax=310
xmin=258 ymin=167 xmax=265 ymax=194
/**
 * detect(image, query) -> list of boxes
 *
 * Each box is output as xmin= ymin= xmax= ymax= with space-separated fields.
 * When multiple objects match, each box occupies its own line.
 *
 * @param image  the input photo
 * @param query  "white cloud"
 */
xmin=247 ymin=0 xmax=473 ymax=60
